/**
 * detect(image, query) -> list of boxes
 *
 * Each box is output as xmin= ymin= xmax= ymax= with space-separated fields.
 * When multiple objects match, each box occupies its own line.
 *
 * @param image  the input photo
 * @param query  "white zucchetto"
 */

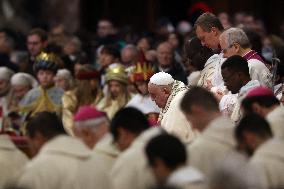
xmin=149 ymin=72 xmax=174 ymax=85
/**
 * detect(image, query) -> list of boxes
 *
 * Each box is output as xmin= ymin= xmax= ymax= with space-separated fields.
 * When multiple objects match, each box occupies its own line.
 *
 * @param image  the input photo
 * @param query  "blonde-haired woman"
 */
xmin=62 ymin=66 xmax=103 ymax=135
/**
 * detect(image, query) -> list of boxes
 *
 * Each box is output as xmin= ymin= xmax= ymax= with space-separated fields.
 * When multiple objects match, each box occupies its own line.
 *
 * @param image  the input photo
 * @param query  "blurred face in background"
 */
xmin=157 ymin=42 xmax=173 ymax=69
xmin=13 ymin=85 xmax=31 ymax=99
xmin=135 ymin=81 xmax=148 ymax=95
xmin=54 ymin=76 xmax=69 ymax=91
xmin=27 ymin=34 xmax=45 ymax=57
xmin=98 ymin=52 xmax=116 ymax=68
xmin=37 ymin=70 xmax=55 ymax=88
xmin=97 ymin=20 xmax=113 ymax=38
xmin=167 ymin=33 xmax=179 ymax=49
xmin=108 ymin=80 xmax=125 ymax=99
xmin=137 ymin=37 xmax=151 ymax=52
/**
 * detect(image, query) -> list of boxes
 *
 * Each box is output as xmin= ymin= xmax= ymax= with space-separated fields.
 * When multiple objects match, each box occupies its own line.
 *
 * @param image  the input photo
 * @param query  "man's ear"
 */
xmin=190 ymin=104 xmax=204 ymax=115
xmin=211 ymin=27 xmax=219 ymax=36
xmin=233 ymin=43 xmax=241 ymax=53
xmin=251 ymin=102 xmax=263 ymax=115
xmin=163 ymin=87 xmax=171 ymax=95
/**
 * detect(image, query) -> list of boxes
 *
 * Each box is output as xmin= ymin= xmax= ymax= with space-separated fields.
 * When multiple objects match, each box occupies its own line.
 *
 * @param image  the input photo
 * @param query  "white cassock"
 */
xmin=247 ymin=58 xmax=272 ymax=88
xmin=110 ymin=128 xmax=163 ymax=189
xmin=187 ymin=116 xmax=236 ymax=177
xmin=266 ymin=106 xmax=284 ymax=139
xmin=249 ymin=138 xmax=284 ymax=189
xmin=159 ymin=80 xmax=195 ymax=143
xmin=230 ymin=80 xmax=261 ymax=123
xmin=197 ymin=54 xmax=221 ymax=87
xmin=167 ymin=166 xmax=205 ymax=189
xmin=18 ymin=135 xmax=103 ymax=189
xmin=0 ymin=135 xmax=28 ymax=188
xmin=187 ymin=71 xmax=201 ymax=87
xmin=209 ymin=53 xmax=226 ymax=88
xmin=126 ymin=94 xmax=160 ymax=114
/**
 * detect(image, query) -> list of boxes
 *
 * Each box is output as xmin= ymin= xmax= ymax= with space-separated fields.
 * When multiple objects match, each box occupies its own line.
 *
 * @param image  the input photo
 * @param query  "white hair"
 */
xmin=74 ymin=117 xmax=109 ymax=133
xmin=220 ymin=27 xmax=250 ymax=48
xmin=11 ymin=73 xmax=38 ymax=88
xmin=0 ymin=67 xmax=14 ymax=81
xmin=56 ymin=69 xmax=74 ymax=88
xmin=122 ymin=44 xmax=139 ymax=54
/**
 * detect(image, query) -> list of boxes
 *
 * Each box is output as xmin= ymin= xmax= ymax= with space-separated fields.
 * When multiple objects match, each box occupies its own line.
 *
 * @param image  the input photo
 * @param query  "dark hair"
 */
xmin=183 ymin=37 xmax=213 ymax=71
xmin=26 ymin=111 xmax=66 ymax=139
xmin=100 ymin=44 xmax=120 ymax=60
xmin=180 ymin=86 xmax=219 ymax=113
xmin=235 ymin=113 xmax=272 ymax=141
xmin=242 ymin=96 xmax=280 ymax=115
xmin=145 ymin=134 xmax=187 ymax=170
xmin=167 ymin=32 xmax=184 ymax=49
xmin=110 ymin=107 xmax=150 ymax=140
xmin=28 ymin=28 xmax=48 ymax=42
xmin=243 ymin=28 xmax=262 ymax=55
xmin=221 ymin=55 xmax=250 ymax=76
xmin=0 ymin=28 xmax=16 ymax=49
xmin=194 ymin=12 xmax=224 ymax=32
xmin=276 ymin=45 xmax=284 ymax=79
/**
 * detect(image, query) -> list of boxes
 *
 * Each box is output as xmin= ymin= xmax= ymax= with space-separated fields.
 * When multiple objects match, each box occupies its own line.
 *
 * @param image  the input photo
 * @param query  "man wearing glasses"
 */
xmin=219 ymin=27 xmax=272 ymax=88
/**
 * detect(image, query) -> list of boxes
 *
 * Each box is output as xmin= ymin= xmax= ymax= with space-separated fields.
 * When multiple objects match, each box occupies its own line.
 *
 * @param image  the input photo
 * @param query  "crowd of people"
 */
xmin=0 ymin=10 xmax=284 ymax=189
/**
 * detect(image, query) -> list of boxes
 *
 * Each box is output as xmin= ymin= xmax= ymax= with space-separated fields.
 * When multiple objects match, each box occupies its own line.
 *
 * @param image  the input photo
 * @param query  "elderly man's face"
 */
xmin=121 ymin=48 xmax=136 ymax=66
xmin=219 ymin=36 xmax=238 ymax=58
xmin=148 ymin=83 xmax=170 ymax=108
xmin=54 ymin=75 xmax=69 ymax=91
xmin=13 ymin=85 xmax=30 ymax=99
xmin=157 ymin=43 xmax=173 ymax=68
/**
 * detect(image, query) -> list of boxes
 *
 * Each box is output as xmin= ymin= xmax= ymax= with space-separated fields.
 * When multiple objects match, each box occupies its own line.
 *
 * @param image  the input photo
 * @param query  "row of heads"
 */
xmin=33 ymin=52 xmax=156 ymax=84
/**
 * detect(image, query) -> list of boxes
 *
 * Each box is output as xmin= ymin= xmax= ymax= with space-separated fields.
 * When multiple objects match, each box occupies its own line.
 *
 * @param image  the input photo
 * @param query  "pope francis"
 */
xmin=148 ymin=72 xmax=196 ymax=143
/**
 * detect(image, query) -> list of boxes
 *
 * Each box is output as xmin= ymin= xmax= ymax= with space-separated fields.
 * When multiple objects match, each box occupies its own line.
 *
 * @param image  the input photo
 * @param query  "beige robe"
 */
xmin=167 ymin=166 xmax=205 ymax=189
xmin=110 ymin=128 xmax=163 ymax=189
xmin=18 ymin=135 xmax=103 ymax=189
xmin=187 ymin=116 xmax=236 ymax=177
xmin=266 ymin=106 xmax=284 ymax=139
xmin=159 ymin=81 xmax=195 ymax=143
xmin=0 ymin=135 xmax=28 ymax=188
xmin=90 ymin=134 xmax=120 ymax=189
xmin=249 ymin=138 xmax=284 ymax=189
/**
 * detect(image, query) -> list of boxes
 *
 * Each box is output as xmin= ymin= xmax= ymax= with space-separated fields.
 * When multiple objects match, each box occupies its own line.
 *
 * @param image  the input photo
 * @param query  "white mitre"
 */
xmin=11 ymin=72 xmax=38 ymax=88
xmin=149 ymin=72 xmax=174 ymax=85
